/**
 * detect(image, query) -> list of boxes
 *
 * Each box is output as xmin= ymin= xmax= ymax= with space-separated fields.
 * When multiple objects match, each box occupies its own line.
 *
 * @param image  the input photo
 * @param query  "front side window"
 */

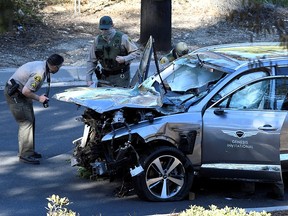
xmin=215 ymin=77 xmax=288 ymax=111
xmin=218 ymin=71 xmax=268 ymax=98
xmin=209 ymin=70 xmax=268 ymax=106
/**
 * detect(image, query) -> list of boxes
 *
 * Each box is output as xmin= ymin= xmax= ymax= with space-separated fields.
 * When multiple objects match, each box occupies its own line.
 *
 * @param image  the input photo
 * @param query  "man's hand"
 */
xmin=39 ymin=94 xmax=49 ymax=103
xmin=22 ymin=86 xmax=48 ymax=103
xmin=116 ymin=56 xmax=125 ymax=64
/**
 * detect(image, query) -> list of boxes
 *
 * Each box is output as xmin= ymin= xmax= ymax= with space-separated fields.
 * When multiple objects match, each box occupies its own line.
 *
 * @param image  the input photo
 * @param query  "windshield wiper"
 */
xmin=196 ymin=54 xmax=204 ymax=67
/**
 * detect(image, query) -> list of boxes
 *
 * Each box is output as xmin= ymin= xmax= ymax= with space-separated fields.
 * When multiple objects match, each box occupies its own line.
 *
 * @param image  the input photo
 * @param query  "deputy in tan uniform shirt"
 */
xmin=4 ymin=54 xmax=64 ymax=165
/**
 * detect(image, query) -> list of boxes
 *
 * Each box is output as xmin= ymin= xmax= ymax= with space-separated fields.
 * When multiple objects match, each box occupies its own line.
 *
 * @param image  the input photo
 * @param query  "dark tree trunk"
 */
xmin=140 ymin=0 xmax=171 ymax=52
xmin=0 ymin=0 xmax=14 ymax=33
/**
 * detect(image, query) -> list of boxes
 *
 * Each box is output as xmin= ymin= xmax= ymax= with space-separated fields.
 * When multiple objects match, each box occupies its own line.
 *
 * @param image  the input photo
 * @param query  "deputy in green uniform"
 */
xmin=159 ymin=42 xmax=189 ymax=67
xmin=86 ymin=16 xmax=139 ymax=87
xmin=4 ymin=54 xmax=64 ymax=165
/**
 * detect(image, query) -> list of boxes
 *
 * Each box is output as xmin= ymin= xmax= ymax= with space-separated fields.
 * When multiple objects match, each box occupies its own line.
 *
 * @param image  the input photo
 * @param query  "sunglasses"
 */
xmin=55 ymin=64 xmax=62 ymax=70
xmin=48 ymin=63 xmax=62 ymax=73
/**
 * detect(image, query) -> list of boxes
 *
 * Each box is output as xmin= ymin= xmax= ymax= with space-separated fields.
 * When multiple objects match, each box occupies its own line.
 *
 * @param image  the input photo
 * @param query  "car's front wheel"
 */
xmin=134 ymin=146 xmax=193 ymax=201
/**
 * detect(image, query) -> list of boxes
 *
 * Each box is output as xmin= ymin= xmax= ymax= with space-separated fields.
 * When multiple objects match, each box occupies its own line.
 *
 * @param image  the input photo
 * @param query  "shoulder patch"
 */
xmin=34 ymin=75 xmax=42 ymax=83
xmin=30 ymin=83 xmax=37 ymax=89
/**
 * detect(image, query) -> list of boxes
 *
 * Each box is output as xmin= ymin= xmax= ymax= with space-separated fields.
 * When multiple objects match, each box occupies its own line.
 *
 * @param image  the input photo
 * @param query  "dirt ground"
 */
xmin=0 ymin=0 xmax=287 ymax=69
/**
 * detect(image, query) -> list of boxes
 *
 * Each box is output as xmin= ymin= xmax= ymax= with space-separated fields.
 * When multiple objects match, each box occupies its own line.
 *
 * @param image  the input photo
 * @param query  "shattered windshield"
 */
xmin=164 ymin=63 xmax=225 ymax=92
xmin=143 ymin=55 xmax=226 ymax=94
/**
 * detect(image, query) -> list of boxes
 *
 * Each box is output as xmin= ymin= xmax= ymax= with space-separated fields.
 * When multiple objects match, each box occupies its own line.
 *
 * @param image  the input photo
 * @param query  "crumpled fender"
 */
xmin=102 ymin=112 xmax=201 ymax=146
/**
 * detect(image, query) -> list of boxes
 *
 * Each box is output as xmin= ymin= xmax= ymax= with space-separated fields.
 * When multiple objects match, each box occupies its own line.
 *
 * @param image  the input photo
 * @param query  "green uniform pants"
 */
xmin=4 ymin=84 xmax=35 ymax=157
xmin=101 ymin=70 xmax=130 ymax=87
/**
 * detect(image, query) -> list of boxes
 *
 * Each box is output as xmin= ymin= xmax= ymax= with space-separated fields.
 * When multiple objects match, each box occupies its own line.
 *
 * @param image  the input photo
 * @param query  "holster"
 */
xmin=7 ymin=79 xmax=20 ymax=96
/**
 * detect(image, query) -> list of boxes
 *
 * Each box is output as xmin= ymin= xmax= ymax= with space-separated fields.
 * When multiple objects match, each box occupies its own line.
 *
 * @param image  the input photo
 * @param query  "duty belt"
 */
xmin=102 ymin=65 xmax=130 ymax=77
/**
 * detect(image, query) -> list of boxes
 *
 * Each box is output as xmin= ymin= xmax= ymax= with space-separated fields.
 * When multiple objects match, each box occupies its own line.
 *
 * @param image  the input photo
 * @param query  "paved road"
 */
xmin=1 ymin=67 xmax=288 ymax=215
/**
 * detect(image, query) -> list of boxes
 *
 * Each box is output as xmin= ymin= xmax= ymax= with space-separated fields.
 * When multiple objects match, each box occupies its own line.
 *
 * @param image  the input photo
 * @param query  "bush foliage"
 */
xmin=1 ymin=0 xmax=287 ymax=42
xmin=46 ymin=194 xmax=78 ymax=216
xmin=179 ymin=205 xmax=271 ymax=216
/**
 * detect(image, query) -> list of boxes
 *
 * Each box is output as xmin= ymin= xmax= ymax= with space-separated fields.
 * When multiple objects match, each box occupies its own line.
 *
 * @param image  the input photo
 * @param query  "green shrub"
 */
xmin=46 ymin=194 xmax=79 ymax=216
xmin=179 ymin=205 xmax=271 ymax=216
xmin=77 ymin=167 xmax=92 ymax=179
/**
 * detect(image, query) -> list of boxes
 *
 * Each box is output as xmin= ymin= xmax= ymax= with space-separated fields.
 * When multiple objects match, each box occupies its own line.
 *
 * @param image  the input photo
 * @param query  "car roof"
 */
xmin=186 ymin=42 xmax=288 ymax=74
xmin=194 ymin=42 xmax=287 ymax=61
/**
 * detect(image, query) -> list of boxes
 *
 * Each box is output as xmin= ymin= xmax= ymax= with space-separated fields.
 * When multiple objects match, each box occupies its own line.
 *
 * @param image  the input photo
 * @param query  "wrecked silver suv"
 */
xmin=54 ymin=37 xmax=288 ymax=201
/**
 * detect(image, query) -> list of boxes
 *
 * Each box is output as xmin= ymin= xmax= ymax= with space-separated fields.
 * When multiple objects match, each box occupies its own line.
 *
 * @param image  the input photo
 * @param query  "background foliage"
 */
xmin=0 ymin=0 xmax=287 ymax=44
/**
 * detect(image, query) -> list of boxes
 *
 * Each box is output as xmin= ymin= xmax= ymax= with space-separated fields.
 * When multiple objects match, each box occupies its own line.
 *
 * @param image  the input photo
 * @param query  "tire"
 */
xmin=134 ymin=146 xmax=194 ymax=201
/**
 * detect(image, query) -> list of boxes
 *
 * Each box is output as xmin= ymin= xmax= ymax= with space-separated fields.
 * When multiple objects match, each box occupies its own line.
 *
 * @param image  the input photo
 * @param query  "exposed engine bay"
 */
xmin=72 ymin=107 xmax=161 ymax=177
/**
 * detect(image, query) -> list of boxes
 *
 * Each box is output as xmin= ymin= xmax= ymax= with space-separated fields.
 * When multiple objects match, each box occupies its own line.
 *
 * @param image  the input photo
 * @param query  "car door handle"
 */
xmin=258 ymin=124 xmax=278 ymax=131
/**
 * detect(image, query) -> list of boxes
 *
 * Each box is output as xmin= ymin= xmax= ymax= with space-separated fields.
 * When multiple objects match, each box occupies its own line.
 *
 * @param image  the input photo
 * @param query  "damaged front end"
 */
xmin=71 ymin=107 xmax=161 ymax=178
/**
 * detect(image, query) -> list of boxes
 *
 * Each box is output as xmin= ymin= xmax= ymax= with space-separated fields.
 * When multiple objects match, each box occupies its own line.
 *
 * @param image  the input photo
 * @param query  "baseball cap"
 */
xmin=99 ymin=16 xmax=113 ymax=30
xmin=47 ymin=54 xmax=64 ymax=66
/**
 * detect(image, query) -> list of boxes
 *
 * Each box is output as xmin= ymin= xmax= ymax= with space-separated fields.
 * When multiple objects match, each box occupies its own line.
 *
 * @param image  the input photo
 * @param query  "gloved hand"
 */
xmin=116 ymin=56 xmax=125 ymax=64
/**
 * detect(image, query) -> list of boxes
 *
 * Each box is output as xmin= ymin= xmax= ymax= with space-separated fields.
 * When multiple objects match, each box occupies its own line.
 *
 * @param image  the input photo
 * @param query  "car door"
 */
xmin=201 ymin=76 xmax=288 ymax=182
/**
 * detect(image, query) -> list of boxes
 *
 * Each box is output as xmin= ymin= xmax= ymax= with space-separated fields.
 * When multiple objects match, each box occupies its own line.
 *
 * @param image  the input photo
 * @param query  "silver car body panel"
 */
xmin=101 ymin=111 xmax=203 ymax=165
xmin=202 ymin=164 xmax=281 ymax=172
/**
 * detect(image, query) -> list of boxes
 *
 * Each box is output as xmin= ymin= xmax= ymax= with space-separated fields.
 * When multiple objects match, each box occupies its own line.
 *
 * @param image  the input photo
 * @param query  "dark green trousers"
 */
xmin=101 ymin=70 xmax=130 ymax=87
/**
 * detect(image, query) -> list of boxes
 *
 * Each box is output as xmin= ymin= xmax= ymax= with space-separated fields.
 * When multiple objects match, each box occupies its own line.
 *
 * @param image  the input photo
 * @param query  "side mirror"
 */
xmin=214 ymin=108 xmax=225 ymax=115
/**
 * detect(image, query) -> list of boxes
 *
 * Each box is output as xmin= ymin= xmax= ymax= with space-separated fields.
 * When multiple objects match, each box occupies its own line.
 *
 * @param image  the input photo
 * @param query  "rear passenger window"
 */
xmin=275 ymin=77 xmax=288 ymax=110
xmin=276 ymin=66 xmax=288 ymax=75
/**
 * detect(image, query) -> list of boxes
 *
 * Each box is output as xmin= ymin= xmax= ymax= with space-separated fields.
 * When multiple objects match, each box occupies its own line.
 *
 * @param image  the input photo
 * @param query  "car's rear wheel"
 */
xmin=134 ymin=146 xmax=193 ymax=201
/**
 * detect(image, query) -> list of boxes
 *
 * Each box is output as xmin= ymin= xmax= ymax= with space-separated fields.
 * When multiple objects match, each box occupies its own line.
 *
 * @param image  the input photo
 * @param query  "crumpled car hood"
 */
xmin=53 ymin=85 xmax=162 ymax=113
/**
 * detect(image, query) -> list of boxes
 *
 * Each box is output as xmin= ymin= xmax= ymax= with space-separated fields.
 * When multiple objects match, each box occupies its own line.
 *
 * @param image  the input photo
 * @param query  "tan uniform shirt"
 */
xmin=9 ymin=61 xmax=47 ymax=93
